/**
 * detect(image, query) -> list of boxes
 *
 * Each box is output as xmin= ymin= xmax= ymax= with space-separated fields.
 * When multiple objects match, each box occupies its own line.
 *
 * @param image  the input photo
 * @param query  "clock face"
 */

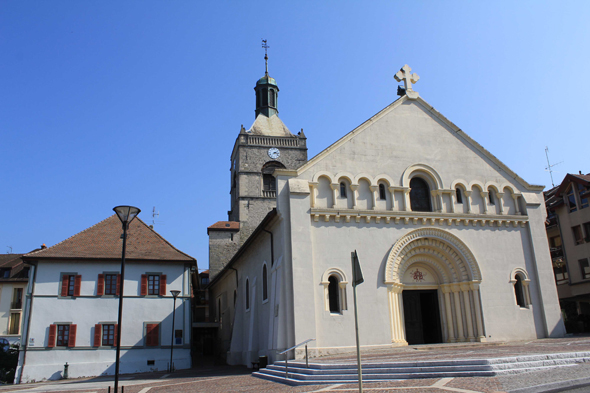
xmin=268 ymin=148 xmax=280 ymax=159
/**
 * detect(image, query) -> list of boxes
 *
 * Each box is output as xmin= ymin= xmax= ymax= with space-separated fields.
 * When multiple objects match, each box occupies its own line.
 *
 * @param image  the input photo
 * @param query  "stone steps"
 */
xmin=252 ymin=351 xmax=590 ymax=386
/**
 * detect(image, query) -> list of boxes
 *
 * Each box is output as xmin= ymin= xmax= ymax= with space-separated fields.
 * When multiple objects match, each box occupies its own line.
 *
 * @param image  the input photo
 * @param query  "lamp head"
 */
xmin=113 ymin=206 xmax=141 ymax=228
xmin=170 ymin=290 xmax=181 ymax=299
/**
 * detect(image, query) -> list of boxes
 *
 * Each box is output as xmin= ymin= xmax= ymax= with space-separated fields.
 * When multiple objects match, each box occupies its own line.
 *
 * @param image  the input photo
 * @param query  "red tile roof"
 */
xmin=207 ymin=221 xmax=239 ymax=234
xmin=24 ymin=215 xmax=196 ymax=263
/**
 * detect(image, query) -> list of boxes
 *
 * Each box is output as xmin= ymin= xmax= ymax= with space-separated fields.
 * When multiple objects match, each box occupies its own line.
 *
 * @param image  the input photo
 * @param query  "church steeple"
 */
xmin=255 ymin=40 xmax=279 ymax=118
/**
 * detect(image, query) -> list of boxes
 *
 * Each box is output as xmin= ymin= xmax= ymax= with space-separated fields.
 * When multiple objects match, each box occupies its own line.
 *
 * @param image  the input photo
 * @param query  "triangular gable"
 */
xmin=287 ymin=95 xmax=542 ymax=191
xmin=24 ymin=215 xmax=196 ymax=263
xmin=555 ymin=173 xmax=590 ymax=198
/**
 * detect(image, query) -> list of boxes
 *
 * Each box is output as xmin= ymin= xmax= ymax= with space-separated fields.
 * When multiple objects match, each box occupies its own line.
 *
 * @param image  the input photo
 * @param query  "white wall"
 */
xmin=17 ymin=260 xmax=192 ymax=383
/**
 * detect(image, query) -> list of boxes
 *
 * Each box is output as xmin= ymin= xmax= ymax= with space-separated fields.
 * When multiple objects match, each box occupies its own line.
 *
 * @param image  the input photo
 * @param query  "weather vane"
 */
xmin=262 ymin=39 xmax=269 ymax=74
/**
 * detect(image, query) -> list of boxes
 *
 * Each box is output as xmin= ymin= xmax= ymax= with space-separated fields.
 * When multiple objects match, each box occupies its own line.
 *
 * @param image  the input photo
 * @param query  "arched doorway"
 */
xmin=384 ymin=228 xmax=485 ymax=344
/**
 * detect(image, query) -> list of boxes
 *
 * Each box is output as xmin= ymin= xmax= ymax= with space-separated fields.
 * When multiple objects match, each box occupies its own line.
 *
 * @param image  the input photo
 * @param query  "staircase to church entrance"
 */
xmin=253 ymin=351 xmax=590 ymax=385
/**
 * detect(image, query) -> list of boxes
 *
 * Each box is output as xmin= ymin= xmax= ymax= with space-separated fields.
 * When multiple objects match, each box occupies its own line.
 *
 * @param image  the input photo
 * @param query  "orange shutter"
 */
xmin=97 ymin=274 xmax=105 ymax=296
xmin=74 ymin=275 xmax=82 ymax=297
xmin=60 ymin=276 xmax=69 ymax=297
xmin=48 ymin=324 xmax=57 ymax=348
xmin=68 ymin=324 xmax=77 ymax=347
xmin=146 ymin=323 xmax=159 ymax=346
xmin=140 ymin=275 xmax=147 ymax=296
xmin=159 ymin=275 xmax=167 ymax=296
xmin=116 ymin=274 xmax=121 ymax=296
xmin=113 ymin=324 xmax=118 ymax=347
xmin=94 ymin=324 xmax=101 ymax=347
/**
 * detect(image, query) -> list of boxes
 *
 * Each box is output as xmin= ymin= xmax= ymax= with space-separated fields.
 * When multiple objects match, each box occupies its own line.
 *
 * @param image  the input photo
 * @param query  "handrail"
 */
xmin=277 ymin=338 xmax=315 ymax=379
xmin=278 ymin=338 xmax=315 ymax=355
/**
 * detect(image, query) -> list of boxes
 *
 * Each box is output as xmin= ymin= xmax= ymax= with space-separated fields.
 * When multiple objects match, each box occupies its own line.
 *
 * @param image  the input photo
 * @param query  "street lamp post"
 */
xmin=113 ymin=206 xmax=141 ymax=393
xmin=169 ymin=290 xmax=181 ymax=372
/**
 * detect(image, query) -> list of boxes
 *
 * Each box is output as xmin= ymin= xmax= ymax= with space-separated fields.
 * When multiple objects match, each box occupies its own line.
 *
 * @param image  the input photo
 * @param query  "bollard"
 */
xmin=64 ymin=362 xmax=69 ymax=379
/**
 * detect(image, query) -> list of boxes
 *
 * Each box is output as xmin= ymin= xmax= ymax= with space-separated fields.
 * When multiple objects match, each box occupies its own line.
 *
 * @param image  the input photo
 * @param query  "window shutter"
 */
xmin=140 ymin=275 xmax=148 ymax=296
xmin=113 ymin=324 xmax=118 ymax=347
xmin=159 ymin=275 xmax=167 ymax=296
xmin=146 ymin=323 xmax=159 ymax=346
xmin=97 ymin=274 xmax=105 ymax=296
xmin=61 ymin=276 xmax=69 ymax=297
xmin=94 ymin=324 xmax=101 ymax=347
xmin=48 ymin=324 xmax=57 ymax=348
xmin=74 ymin=275 xmax=82 ymax=297
xmin=68 ymin=324 xmax=77 ymax=347
xmin=116 ymin=274 xmax=121 ymax=296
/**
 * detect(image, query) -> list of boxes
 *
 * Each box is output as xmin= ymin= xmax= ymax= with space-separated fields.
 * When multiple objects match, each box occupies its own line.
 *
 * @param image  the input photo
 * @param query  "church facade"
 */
xmin=208 ymin=64 xmax=566 ymax=367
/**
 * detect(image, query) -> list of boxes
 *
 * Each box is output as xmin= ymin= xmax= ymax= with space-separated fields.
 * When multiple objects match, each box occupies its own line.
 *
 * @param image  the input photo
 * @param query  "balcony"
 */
xmin=10 ymin=301 xmax=22 ymax=310
xmin=550 ymin=246 xmax=564 ymax=261
xmin=546 ymin=215 xmax=558 ymax=229
xmin=262 ymin=190 xmax=276 ymax=198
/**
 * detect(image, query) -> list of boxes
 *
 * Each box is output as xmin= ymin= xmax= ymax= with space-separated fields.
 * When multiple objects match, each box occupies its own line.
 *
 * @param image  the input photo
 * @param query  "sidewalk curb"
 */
xmin=507 ymin=376 xmax=590 ymax=393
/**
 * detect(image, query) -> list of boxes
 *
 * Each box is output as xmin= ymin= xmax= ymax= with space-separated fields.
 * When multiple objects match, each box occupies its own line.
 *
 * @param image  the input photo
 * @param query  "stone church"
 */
xmin=207 ymin=62 xmax=566 ymax=367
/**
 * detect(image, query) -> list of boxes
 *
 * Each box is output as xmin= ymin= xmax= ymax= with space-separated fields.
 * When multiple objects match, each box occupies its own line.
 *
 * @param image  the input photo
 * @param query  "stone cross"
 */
xmin=394 ymin=64 xmax=420 ymax=99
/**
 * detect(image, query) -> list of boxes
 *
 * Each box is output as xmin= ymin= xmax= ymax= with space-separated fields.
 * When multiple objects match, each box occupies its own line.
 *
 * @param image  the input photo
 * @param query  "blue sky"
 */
xmin=2 ymin=1 xmax=589 ymax=268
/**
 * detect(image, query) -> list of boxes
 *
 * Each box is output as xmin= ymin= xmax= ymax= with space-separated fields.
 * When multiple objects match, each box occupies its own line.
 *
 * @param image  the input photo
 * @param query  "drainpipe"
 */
xmin=18 ymin=262 xmax=37 ymax=384
xmin=262 ymin=229 xmax=274 ymax=266
xmin=228 ymin=267 xmax=239 ymax=288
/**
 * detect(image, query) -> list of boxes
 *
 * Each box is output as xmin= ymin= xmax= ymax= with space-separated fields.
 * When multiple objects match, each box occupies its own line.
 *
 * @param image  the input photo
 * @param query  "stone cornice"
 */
xmin=310 ymin=207 xmax=528 ymax=227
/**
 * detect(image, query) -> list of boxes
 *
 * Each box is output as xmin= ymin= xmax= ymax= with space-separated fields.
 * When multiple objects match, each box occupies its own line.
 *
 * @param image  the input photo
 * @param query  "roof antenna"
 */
xmin=151 ymin=206 xmax=160 ymax=229
xmin=262 ymin=39 xmax=269 ymax=75
xmin=545 ymin=146 xmax=563 ymax=188
xmin=6 ymin=246 xmax=12 ymax=254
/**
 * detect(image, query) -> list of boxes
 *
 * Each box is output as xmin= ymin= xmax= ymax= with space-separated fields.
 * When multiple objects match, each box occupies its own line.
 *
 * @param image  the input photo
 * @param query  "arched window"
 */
xmin=488 ymin=189 xmax=495 ymax=205
xmin=269 ymin=90 xmax=275 ymax=107
xmin=328 ymin=275 xmax=340 ymax=313
xmin=262 ymin=161 xmax=286 ymax=193
xmin=456 ymin=188 xmax=463 ymax=204
xmin=410 ymin=177 xmax=432 ymax=212
xmin=245 ymin=279 xmax=250 ymax=311
xmin=262 ymin=264 xmax=268 ymax=301
xmin=340 ymin=182 xmax=347 ymax=198
xmin=379 ymin=184 xmax=386 ymax=200
xmin=514 ymin=275 xmax=525 ymax=307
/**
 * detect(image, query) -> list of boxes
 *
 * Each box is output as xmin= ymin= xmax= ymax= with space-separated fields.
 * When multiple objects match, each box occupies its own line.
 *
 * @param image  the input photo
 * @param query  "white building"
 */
xmin=0 ymin=254 xmax=31 ymax=346
xmin=15 ymin=215 xmax=196 ymax=383
xmin=209 ymin=64 xmax=566 ymax=367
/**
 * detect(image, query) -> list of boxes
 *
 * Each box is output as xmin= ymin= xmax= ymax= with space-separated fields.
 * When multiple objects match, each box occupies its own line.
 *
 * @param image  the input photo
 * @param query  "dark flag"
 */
xmin=351 ymin=250 xmax=364 ymax=287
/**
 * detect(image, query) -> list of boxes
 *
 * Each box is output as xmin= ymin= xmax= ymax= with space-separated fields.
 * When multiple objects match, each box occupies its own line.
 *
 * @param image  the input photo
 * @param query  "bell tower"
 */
xmin=255 ymin=40 xmax=279 ymax=118
xmin=208 ymin=41 xmax=308 ymax=278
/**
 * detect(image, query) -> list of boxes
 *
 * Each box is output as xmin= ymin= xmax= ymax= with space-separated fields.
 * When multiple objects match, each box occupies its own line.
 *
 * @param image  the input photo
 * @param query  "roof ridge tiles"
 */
xmin=23 ymin=214 xmax=196 ymax=263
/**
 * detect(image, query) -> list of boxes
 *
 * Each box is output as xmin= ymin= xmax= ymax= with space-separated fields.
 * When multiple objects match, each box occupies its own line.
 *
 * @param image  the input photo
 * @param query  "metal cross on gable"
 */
xmin=394 ymin=64 xmax=420 ymax=99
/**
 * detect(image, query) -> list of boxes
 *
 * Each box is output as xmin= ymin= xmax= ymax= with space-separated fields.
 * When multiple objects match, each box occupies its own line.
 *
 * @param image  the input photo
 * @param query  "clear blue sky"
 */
xmin=2 ymin=1 xmax=589 ymax=268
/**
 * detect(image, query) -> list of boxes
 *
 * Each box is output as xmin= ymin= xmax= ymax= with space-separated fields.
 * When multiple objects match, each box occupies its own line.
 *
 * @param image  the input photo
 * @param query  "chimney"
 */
xmin=580 ymin=171 xmax=583 ymax=175
xmin=41 ymin=244 xmax=47 ymax=249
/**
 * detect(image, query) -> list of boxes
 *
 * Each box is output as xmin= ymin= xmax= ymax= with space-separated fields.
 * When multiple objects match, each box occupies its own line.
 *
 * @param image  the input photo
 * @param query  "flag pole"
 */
xmin=352 ymin=251 xmax=363 ymax=393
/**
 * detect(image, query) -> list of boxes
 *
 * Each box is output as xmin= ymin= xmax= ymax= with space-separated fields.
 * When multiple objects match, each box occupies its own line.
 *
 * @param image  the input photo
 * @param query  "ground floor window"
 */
xmin=8 ymin=313 xmax=20 ymax=334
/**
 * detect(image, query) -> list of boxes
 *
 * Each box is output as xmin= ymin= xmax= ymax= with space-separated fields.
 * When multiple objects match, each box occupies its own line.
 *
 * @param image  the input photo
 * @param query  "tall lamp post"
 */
xmin=113 ymin=206 xmax=141 ymax=393
xmin=169 ymin=290 xmax=181 ymax=372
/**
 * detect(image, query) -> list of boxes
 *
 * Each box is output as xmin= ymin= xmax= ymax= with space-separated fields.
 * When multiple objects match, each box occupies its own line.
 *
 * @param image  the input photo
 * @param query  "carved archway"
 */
xmin=384 ymin=228 xmax=485 ymax=344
